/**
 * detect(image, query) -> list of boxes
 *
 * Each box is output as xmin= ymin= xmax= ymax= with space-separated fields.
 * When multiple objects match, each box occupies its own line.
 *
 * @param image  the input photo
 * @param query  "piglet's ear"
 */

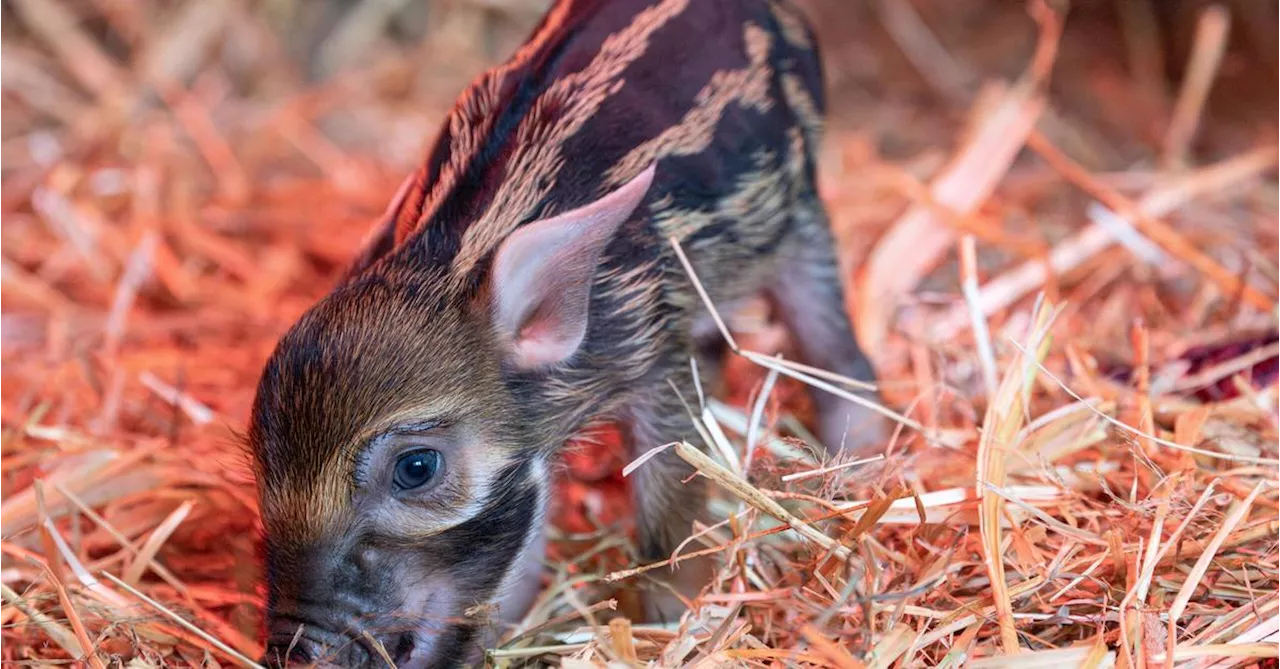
xmin=490 ymin=165 xmax=655 ymax=369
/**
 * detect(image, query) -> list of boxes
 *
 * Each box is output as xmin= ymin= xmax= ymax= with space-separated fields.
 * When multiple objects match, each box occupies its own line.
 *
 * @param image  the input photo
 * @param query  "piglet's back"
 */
xmin=347 ymin=0 xmax=826 ymax=286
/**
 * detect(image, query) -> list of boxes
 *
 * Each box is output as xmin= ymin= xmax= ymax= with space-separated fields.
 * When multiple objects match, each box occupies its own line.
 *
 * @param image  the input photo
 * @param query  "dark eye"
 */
xmin=393 ymin=450 xmax=442 ymax=490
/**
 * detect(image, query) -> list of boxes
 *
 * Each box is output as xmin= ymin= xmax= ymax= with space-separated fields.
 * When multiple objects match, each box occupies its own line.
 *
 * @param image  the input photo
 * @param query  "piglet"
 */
xmin=249 ymin=0 xmax=885 ymax=665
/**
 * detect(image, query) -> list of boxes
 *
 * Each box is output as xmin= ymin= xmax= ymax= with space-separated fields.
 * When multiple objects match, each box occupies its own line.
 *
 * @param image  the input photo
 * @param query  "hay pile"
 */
xmin=2 ymin=0 xmax=1276 ymax=666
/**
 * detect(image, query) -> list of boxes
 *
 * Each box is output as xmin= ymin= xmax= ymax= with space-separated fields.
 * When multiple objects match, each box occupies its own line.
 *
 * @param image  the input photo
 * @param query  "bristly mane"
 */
xmin=368 ymin=0 xmax=822 ymax=292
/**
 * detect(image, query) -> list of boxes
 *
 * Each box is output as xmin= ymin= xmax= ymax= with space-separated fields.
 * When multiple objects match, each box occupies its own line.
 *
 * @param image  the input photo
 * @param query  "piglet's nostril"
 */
xmin=263 ymin=636 xmax=321 ymax=667
xmin=268 ymin=630 xmax=362 ymax=668
xmin=390 ymin=633 xmax=415 ymax=665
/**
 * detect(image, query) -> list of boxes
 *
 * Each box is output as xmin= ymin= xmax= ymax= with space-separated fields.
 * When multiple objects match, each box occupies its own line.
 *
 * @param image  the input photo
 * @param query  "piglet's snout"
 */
xmin=261 ymin=625 xmax=351 ymax=668
xmin=264 ymin=607 xmax=419 ymax=668
xmin=263 ymin=602 xmax=365 ymax=667
xmin=264 ymin=545 xmax=416 ymax=667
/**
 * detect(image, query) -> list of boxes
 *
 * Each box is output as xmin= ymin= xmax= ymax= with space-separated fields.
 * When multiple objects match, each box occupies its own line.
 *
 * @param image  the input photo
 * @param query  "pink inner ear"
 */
xmin=513 ymin=315 xmax=582 ymax=367
xmin=490 ymin=165 xmax=656 ymax=369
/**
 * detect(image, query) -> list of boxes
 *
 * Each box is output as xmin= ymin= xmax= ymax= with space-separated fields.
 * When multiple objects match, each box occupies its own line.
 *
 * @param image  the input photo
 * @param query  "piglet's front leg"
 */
xmin=620 ymin=364 xmax=713 ymax=623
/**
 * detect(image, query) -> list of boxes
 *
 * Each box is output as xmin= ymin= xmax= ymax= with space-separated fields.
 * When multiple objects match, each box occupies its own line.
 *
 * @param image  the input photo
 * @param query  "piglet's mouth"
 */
xmin=262 ymin=612 xmax=490 ymax=669
xmin=263 ymin=581 xmax=489 ymax=667
xmin=263 ymin=621 xmax=421 ymax=668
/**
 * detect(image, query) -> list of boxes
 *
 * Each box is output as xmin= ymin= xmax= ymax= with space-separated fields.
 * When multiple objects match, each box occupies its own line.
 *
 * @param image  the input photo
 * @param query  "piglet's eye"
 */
xmin=393 ymin=449 xmax=442 ymax=490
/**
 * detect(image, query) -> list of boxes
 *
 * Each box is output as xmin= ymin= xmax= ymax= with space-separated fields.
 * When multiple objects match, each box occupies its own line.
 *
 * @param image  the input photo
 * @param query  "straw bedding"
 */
xmin=2 ymin=0 xmax=1276 ymax=666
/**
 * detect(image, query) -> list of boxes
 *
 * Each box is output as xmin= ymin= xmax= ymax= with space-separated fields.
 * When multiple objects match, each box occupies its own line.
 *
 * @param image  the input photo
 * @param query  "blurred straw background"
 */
xmin=2 ymin=0 xmax=1278 ymax=666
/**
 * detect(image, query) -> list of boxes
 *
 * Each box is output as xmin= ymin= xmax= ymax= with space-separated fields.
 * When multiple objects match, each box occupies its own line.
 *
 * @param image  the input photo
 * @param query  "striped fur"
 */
xmin=250 ymin=0 xmax=882 ymax=666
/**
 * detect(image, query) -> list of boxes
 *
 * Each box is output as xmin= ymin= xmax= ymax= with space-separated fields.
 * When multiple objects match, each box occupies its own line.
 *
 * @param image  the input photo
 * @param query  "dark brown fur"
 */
xmin=250 ymin=0 xmax=883 ymax=666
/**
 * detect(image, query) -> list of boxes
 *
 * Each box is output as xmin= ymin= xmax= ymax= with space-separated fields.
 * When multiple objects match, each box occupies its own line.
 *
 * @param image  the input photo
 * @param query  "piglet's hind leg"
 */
xmin=767 ymin=203 xmax=888 ymax=456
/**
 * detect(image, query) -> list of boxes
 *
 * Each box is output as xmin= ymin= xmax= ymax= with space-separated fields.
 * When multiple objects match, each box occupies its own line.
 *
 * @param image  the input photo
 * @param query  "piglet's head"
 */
xmin=249 ymin=166 xmax=654 ymax=668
